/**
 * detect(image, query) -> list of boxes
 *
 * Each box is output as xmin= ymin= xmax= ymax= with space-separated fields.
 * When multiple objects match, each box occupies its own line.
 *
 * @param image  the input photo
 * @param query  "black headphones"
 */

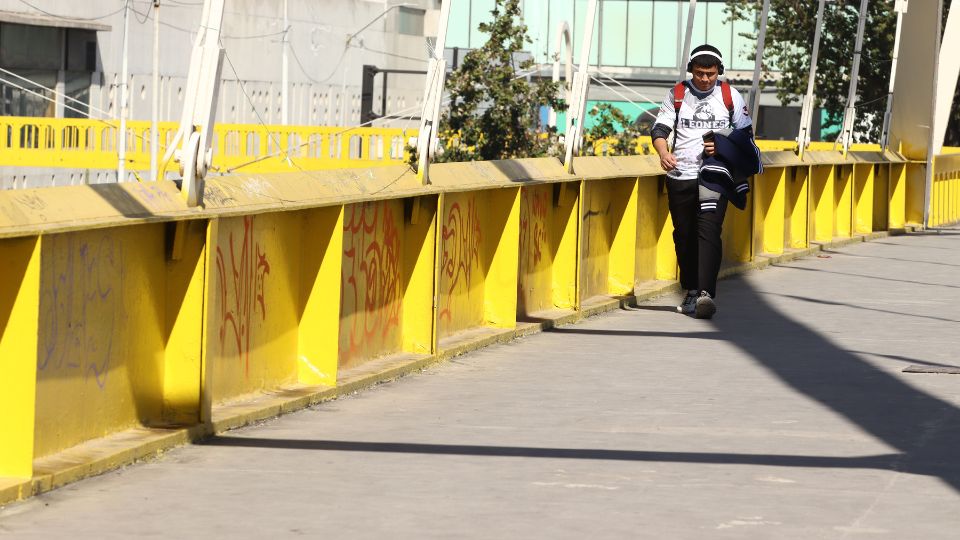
xmin=687 ymin=45 xmax=725 ymax=75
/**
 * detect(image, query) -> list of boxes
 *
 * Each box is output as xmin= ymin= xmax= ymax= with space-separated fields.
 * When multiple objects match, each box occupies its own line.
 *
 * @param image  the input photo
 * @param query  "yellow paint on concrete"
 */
xmin=518 ymin=184 xmax=559 ymax=314
xmin=635 ymin=177 xmax=660 ymax=283
xmin=483 ymin=188 xmax=521 ymax=329
xmin=437 ymin=191 xmax=487 ymax=338
xmin=810 ymin=165 xmax=836 ymax=243
xmin=0 ymin=237 xmax=40 ymax=477
xmin=34 ymin=225 xmax=166 ymax=458
xmin=852 ymin=164 xmax=875 ymax=234
xmin=834 ymin=165 xmax=853 ymax=238
xmin=888 ymin=163 xmax=907 ymax=229
xmin=786 ymin=167 xmax=809 ymax=249
xmin=203 ymin=214 xmax=301 ymax=406
xmin=298 ymin=206 xmax=344 ymax=386
xmin=552 ymin=182 xmax=580 ymax=310
xmin=755 ymin=168 xmax=786 ymax=256
xmin=905 ymin=163 xmax=927 ymax=226
xmin=162 ymin=220 xmax=208 ymax=425
xmin=608 ymin=179 xmax=639 ymax=295
xmin=401 ymin=196 xmax=438 ymax=355
xmin=339 ymin=200 xmax=406 ymax=368
xmin=723 ymin=185 xmax=753 ymax=264
xmin=580 ymin=180 xmax=613 ymax=299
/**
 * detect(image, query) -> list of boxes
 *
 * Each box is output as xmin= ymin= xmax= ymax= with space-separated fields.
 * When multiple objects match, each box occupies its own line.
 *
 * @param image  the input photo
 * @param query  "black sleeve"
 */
xmin=650 ymin=122 xmax=672 ymax=141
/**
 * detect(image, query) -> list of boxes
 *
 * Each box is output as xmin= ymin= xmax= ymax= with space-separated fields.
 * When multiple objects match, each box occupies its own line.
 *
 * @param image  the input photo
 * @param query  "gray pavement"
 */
xmin=2 ymin=229 xmax=960 ymax=539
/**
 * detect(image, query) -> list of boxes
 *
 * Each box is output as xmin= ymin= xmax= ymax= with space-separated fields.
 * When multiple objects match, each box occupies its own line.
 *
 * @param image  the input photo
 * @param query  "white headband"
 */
xmin=690 ymin=50 xmax=723 ymax=63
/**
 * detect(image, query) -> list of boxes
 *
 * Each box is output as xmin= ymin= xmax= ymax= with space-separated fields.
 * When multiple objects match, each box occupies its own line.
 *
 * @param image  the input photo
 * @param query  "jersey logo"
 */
xmin=681 ymin=99 xmax=728 ymax=130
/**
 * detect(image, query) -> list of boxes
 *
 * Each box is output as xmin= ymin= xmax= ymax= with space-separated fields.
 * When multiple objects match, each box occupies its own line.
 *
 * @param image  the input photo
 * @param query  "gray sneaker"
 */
xmin=677 ymin=290 xmax=698 ymax=314
xmin=695 ymin=291 xmax=717 ymax=319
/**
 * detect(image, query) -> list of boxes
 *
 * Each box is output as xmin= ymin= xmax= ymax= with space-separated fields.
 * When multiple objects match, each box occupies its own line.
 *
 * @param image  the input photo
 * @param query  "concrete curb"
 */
xmin=0 ymin=229 xmax=905 ymax=507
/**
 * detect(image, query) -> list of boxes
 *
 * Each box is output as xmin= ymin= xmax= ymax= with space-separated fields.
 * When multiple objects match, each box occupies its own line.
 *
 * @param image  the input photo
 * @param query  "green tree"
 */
xmin=727 ymin=0 xmax=960 ymax=145
xmin=583 ymin=103 xmax=644 ymax=156
xmin=425 ymin=0 xmax=565 ymax=164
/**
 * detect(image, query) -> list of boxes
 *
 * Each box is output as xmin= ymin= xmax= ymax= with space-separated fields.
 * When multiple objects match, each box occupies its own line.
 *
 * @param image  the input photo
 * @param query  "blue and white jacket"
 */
xmin=698 ymin=127 xmax=763 ymax=211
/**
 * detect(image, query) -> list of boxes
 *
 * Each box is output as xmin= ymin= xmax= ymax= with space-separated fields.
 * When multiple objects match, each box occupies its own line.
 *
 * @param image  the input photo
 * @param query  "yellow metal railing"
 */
xmin=0 ymin=117 xmax=412 ymax=177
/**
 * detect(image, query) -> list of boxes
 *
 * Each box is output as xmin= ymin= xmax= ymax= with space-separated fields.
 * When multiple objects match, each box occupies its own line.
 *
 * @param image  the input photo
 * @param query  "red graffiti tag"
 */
xmin=439 ymin=198 xmax=482 ymax=323
xmin=216 ymin=216 xmax=270 ymax=377
xmin=340 ymin=202 xmax=402 ymax=363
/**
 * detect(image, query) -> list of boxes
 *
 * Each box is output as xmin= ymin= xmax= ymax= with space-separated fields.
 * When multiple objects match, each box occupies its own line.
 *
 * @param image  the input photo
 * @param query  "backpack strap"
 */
xmin=671 ymin=81 xmax=686 ymax=151
xmin=720 ymin=81 xmax=734 ymax=123
xmin=671 ymin=81 xmax=735 ymax=151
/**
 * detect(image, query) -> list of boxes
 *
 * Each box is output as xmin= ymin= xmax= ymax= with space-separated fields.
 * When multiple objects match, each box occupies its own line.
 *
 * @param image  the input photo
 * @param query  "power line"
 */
xmin=17 ymin=0 xmax=126 ymax=21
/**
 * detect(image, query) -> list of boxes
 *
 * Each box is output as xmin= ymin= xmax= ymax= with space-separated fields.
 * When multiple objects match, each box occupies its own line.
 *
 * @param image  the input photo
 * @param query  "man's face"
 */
xmin=691 ymin=63 xmax=719 ymax=92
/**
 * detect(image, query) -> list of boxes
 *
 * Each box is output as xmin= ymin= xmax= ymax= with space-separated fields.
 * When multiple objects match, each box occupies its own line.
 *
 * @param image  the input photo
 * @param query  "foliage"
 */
xmin=408 ymin=0 xmax=565 ymax=167
xmin=583 ymin=103 xmax=644 ymax=156
xmin=726 ymin=0 xmax=960 ymax=145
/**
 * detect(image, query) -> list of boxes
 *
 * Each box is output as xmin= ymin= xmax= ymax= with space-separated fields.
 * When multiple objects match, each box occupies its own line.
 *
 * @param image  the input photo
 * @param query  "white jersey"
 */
xmin=654 ymin=80 xmax=753 ymax=180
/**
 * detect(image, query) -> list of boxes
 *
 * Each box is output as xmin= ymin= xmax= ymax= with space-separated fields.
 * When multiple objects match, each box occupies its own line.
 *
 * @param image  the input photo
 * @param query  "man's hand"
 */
xmin=658 ymin=151 xmax=678 ymax=172
xmin=703 ymin=140 xmax=716 ymax=157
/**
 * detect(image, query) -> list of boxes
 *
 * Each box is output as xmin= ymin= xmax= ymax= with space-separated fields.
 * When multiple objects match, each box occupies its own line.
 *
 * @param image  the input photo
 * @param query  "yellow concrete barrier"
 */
xmin=0 ymin=149 xmax=940 ymax=503
xmin=932 ymin=153 xmax=960 ymax=227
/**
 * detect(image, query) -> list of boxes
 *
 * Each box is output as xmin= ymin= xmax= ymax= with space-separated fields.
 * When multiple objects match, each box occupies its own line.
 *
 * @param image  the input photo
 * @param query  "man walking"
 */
xmin=650 ymin=44 xmax=754 ymax=319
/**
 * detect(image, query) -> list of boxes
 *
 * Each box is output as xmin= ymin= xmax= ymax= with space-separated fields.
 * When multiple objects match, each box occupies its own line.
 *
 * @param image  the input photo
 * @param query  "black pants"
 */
xmin=666 ymin=178 xmax=727 ymax=298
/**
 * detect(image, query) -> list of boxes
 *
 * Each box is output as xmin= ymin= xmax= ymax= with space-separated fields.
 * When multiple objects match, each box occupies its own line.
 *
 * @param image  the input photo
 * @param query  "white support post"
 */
xmin=933 ymin=1 xmax=960 ymax=155
xmin=549 ymin=22 xmax=573 ymax=130
xmin=161 ymin=0 xmax=226 ymax=206
xmin=415 ymin=0 xmax=452 ymax=184
xmin=680 ymin=0 xmax=698 ymax=81
xmin=562 ymin=0 xmax=599 ymax=174
xmin=838 ymin=0 xmax=870 ymax=156
xmin=281 ymin=0 xmax=289 ymax=126
xmin=797 ymin=0 xmax=826 ymax=159
xmin=748 ymin=0 xmax=771 ymax=125
xmin=118 ymin=0 xmax=130 ymax=183
xmin=880 ymin=0 xmax=908 ymax=152
xmin=151 ymin=0 xmax=160 ymax=181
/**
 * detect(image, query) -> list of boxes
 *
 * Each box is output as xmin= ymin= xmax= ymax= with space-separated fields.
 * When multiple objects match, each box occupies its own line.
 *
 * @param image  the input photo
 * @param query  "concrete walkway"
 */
xmin=2 ymin=230 xmax=959 ymax=539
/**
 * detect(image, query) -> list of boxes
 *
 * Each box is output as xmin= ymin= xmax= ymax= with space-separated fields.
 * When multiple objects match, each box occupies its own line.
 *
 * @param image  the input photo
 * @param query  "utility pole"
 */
xmin=151 ymin=0 xmax=161 ymax=181
xmin=562 ymin=0 xmax=599 ymax=174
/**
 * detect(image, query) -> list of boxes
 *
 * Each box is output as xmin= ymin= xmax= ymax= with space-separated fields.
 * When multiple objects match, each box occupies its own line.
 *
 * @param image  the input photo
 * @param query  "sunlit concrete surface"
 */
xmin=1 ymin=228 xmax=958 ymax=539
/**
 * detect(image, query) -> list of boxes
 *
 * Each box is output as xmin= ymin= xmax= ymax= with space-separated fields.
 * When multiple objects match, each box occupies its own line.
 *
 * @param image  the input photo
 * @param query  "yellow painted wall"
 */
xmin=635 ymin=178 xmax=660 ymax=284
xmin=834 ymin=166 xmax=853 ymax=238
xmin=204 ymin=214 xmax=301 ymax=405
xmin=580 ymin=181 xmax=614 ymax=300
xmin=786 ymin=167 xmax=809 ymax=249
xmin=438 ymin=191 xmax=487 ymax=338
xmin=35 ymin=225 xmax=166 ymax=458
xmin=853 ymin=164 xmax=874 ymax=234
xmin=0 ymin=237 xmax=40 ymax=477
xmin=339 ymin=200 xmax=406 ymax=368
xmin=518 ymin=184 xmax=558 ymax=315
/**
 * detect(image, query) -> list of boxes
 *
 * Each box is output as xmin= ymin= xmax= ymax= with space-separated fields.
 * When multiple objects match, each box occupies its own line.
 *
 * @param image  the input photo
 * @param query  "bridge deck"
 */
xmin=2 ymin=229 xmax=959 ymax=538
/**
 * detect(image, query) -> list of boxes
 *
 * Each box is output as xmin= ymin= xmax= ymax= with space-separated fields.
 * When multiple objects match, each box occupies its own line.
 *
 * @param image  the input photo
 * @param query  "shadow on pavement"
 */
xmin=203 ymin=245 xmax=960 ymax=494
xmin=711 ymin=278 xmax=960 ymax=493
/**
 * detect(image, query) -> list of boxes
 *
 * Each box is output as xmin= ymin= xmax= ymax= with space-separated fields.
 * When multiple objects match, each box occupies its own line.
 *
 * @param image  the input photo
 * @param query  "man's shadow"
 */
xmin=709 ymin=276 xmax=960 ymax=492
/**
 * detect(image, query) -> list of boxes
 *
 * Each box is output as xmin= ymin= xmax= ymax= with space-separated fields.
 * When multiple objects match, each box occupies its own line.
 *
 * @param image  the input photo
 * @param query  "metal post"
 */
xmin=880 ymin=1 xmax=908 ymax=151
xmin=415 ymin=0 xmax=453 ymax=184
xmin=281 ymin=0 xmax=289 ymax=125
xmin=839 ymin=0 xmax=870 ymax=156
xmin=118 ymin=0 xmax=130 ymax=183
xmin=680 ymin=0 xmax=698 ymax=80
xmin=797 ymin=0 xmax=826 ymax=158
xmin=151 ymin=0 xmax=160 ymax=181
xmin=748 ymin=0 xmax=771 ymax=125
xmin=563 ymin=0 xmax=599 ymax=173
xmin=549 ymin=22 xmax=572 ymax=129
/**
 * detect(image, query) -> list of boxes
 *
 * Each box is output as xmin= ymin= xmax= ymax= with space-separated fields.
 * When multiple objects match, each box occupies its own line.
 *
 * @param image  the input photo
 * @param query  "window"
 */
xmin=397 ymin=6 xmax=426 ymax=36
